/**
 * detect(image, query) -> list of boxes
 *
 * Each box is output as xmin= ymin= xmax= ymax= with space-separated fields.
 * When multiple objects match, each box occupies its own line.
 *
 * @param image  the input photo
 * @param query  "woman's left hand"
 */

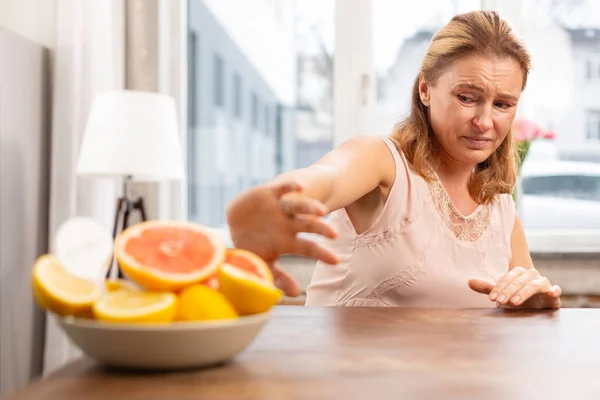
xmin=468 ymin=266 xmax=562 ymax=309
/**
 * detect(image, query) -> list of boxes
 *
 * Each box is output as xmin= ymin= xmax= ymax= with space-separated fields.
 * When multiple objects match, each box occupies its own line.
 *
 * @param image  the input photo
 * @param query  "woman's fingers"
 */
xmin=280 ymin=196 xmax=327 ymax=217
xmin=548 ymin=284 xmax=562 ymax=298
xmin=270 ymin=262 xmax=300 ymax=297
xmin=489 ymin=266 xmax=529 ymax=303
xmin=467 ymin=278 xmax=494 ymax=295
xmin=292 ymin=238 xmax=339 ymax=265
xmin=509 ymin=277 xmax=552 ymax=306
xmin=270 ymin=180 xmax=303 ymax=198
xmin=292 ymin=215 xmax=337 ymax=239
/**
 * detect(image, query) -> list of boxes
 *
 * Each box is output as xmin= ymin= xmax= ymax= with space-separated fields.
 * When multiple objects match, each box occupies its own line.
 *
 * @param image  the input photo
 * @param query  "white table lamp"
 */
xmin=77 ymin=90 xmax=185 ymax=181
xmin=76 ymin=90 xmax=185 ymax=278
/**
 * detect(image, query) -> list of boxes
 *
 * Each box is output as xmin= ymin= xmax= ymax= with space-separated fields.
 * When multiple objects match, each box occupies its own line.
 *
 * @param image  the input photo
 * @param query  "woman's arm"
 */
xmin=469 ymin=215 xmax=561 ymax=308
xmin=225 ymin=135 xmax=396 ymax=296
xmin=509 ymin=216 xmax=535 ymax=270
xmin=268 ymin=135 xmax=396 ymax=213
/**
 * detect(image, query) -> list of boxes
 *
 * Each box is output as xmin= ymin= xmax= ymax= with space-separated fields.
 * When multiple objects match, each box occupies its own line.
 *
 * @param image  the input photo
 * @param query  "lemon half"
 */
xmin=32 ymin=254 xmax=102 ymax=318
xmin=92 ymin=289 xmax=177 ymax=324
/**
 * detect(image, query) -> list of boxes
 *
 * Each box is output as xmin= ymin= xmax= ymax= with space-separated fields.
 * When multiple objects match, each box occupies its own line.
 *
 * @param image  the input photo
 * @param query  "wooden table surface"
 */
xmin=6 ymin=306 xmax=600 ymax=400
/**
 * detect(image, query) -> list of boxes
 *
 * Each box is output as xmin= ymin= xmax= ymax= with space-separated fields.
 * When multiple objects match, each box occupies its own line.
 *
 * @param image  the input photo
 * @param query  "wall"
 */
xmin=0 ymin=28 xmax=50 ymax=395
xmin=0 ymin=0 xmax=56 ymax=49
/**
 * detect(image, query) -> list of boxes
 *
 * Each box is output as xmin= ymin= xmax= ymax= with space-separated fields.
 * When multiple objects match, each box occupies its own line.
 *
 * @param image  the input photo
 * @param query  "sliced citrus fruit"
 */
xmin=104 ymin=279 xmax=142 ymax=292
xmin=224 ymin=249 xmax=274 ymax=283
xmin=217 ymin=249 xmax=282 ymax=315
xmin=32 ymin=254 xmax=102 ymax=318
xmin=92 ymin=289 xmax=177 ymax=324
xmin=176 ymin=284 xmax=238 ymax=322
xmin=114 ymin=220 xmax=226 ymax=291
xmin=202 ymin=273 xmax=219 ymax=290
xmin=53 ymin=217 xmax=114 ymax=284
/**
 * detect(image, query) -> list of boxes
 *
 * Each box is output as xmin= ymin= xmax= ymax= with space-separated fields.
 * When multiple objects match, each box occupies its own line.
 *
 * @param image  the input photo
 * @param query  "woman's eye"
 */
xmin=494 ymin=102 xmax=511 ymax=110
xmin=458 ymin=94 xmax=473 ymax=103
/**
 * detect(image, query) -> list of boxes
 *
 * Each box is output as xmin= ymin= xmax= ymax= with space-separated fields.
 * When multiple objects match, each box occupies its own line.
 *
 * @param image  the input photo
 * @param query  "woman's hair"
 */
xmin=391 ymin=10 xmax=531 ymax=204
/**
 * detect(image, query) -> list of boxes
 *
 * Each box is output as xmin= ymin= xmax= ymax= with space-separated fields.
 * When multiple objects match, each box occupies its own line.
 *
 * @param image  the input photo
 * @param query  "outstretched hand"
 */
xmin=468 ymin=266 xmax=561 ymax=309
xmin=226 ymin=179 xmax=339 ymax=297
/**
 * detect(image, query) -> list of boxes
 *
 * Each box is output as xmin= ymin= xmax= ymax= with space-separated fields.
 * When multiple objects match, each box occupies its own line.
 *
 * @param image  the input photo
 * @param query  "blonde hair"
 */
xmin=391 ymin=10 xmax=531 ymax=204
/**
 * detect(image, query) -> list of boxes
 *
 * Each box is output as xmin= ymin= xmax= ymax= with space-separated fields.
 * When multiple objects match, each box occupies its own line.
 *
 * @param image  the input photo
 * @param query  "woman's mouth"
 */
xmin=462 ymin=136 xmax=492 ymax=149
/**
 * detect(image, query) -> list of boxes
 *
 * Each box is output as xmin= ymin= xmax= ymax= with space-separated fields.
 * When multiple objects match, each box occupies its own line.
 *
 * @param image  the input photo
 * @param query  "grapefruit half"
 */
xmin=115 ymin=220 xmax=226 ymax=291
xmin=217 ymin=249 xmax=282 ymax=315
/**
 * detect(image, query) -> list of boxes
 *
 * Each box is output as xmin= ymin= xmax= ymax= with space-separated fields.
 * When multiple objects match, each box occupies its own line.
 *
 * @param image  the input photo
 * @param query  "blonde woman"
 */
xmin=226 ymin=10 xmax=562 ymax=309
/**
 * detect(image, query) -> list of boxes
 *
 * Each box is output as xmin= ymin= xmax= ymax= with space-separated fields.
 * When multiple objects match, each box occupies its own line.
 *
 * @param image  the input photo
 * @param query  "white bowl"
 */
xmin=57 ymin=312 xmax=271 ymax=370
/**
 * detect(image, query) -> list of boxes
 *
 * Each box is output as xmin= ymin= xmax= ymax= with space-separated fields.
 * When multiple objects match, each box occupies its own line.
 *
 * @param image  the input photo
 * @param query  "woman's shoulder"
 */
xmin=492 ymin=193 xmax=517 ymax=230
xmin=340 ymin=134 xmax=398 ymax=149
xmin=494 ymin=193 xmax=516 ymax=209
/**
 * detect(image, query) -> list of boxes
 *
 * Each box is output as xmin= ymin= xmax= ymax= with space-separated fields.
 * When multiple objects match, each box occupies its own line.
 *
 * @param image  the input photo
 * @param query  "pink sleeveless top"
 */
xmin=305 ymin=136 xmax=516 ymax=308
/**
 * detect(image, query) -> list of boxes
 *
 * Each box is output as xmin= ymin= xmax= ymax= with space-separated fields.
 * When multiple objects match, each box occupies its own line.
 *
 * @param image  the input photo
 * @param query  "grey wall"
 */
xmin=0 ymin=28 xmax=50 ymax=394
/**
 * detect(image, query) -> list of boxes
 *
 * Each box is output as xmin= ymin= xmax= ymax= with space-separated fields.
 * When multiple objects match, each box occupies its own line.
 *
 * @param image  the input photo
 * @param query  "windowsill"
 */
xmin=531 ymin=252 xmax=600 ymax=260
xmin=525 ymin=229 xmax=600 ymax=254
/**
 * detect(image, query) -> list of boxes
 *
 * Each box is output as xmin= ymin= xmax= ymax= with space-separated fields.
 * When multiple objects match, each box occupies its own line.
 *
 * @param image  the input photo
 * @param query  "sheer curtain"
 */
xmin=43 ymin=0 xmax=124 ymax=375
xmin=42 ymin=0 xmax=187 ymax=375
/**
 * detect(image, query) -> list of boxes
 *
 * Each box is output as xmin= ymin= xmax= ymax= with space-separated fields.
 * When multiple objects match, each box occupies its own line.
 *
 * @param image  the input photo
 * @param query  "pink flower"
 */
xmin=512 ymin=119 xmax=554 ymax=142
xmin=543 ymin=130 xmax=556 ymax=140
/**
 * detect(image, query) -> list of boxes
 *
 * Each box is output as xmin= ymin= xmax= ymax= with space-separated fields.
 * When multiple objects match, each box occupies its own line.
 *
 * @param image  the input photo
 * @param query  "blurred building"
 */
xmin=557 ymin=27 xmax=600 ymax=162
xmin=294 ymin=43 xmax=333 ymax=167
xmin=187 ymin=0 xmax=297 ymax=226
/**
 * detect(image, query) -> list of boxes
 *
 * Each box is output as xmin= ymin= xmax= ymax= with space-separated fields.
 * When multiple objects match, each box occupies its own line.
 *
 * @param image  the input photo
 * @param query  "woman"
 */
xmin=226 ymin=10 xmax=562 ymax=309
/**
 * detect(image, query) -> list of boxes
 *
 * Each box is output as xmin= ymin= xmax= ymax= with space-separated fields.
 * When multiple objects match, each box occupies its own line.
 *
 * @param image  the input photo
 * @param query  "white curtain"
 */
xmin=43 ymin=0 xmax=125 ymax=375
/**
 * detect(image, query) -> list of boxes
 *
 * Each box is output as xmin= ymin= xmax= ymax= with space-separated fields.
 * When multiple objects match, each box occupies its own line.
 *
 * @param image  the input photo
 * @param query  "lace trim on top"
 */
xmin=427 ymin=179 xmax=491 ymax=242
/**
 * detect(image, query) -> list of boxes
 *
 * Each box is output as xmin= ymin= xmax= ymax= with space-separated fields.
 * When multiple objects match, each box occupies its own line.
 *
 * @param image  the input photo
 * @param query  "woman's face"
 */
xmin=419 ymin=54 xmax=523 ymax=167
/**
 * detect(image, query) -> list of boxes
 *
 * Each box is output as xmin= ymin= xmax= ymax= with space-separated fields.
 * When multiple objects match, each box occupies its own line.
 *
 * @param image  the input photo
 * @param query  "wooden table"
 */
xmin=6 ymin=306 xmax=600 ymax=399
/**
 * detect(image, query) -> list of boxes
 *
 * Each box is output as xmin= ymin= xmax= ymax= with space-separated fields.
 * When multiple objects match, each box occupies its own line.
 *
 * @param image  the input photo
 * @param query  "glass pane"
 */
xmin=187 ymin=0 xmax=334 ymax=227
xmin=513 ymin=0 xmax=600 ymax=232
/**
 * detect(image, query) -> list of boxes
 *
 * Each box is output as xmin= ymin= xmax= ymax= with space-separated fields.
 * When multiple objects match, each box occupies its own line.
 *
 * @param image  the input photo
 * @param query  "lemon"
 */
xmin=217 ymin=264 xmax=282 ymax=315
xmin=92 ymin=289 xmax=177 ymax=324
xmin=176 ymin=284 xmax=238 ymax=321
xmin=32 ymin=254 xmax=102 ymax=318
xmin=104 ymin=279 xmax=142 ymax=292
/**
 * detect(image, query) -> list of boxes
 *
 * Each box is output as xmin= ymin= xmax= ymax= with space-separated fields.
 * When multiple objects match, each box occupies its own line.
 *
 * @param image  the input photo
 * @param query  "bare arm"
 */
xmin=268 ymin=135 xmax=396 ymax=213
xmin=469 ymin=214 xmax=561 ymax=308
xmin=509 ymin=216 xmax=535 ymax=270
xmin=226 ymin=135 xmax=396 ymax=296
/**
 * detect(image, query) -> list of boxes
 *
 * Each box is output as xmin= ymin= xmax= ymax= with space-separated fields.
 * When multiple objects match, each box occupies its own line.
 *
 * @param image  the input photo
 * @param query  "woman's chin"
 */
xmin=453 ymin=150 xmax=492 ymax=167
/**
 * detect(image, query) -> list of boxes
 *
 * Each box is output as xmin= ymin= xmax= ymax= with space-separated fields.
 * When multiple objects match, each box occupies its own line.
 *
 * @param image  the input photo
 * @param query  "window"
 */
xmin=264 ymin=104 xmax=270 ymax=136
xmin=181 ymin=1 xmax=600 ymax=304
xmin=251 ymin=92 xmax=259 ymax=129
xmin=188 ymin=0 xmax=335 ymax=228
xmin=586 ymin=53 xmax=600 ymax=82
xmin=587 ymin=110 xmax=600 ymax=140
xmin=233 ymin=73 xmax=242 ymax=118
xmin=213 ymin=54 xmax=224 ymax=107
xmin=188 ymin=31 xmax=199 ymax=217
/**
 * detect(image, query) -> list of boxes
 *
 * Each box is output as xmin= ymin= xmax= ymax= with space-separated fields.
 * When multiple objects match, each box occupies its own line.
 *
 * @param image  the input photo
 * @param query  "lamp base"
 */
xmin=108 ymin=196 xmax=147 ymax=278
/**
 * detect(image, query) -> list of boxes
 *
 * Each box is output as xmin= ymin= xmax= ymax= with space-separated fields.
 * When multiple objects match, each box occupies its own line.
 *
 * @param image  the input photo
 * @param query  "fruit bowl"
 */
xmin=35 ymin=218 xmax=282 ymax=370
xmin=57 ymin=311 xmax=271 ymax=370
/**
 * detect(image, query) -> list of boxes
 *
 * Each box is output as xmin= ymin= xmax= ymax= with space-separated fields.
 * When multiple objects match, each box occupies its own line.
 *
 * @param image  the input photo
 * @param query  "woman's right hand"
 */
xmin=226 ymin=180 xmax=339 ymax=297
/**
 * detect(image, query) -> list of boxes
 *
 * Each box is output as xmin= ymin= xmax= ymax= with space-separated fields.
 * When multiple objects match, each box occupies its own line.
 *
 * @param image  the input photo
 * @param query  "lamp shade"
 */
xmin=76 ymin=90 xmax=185 ymax=181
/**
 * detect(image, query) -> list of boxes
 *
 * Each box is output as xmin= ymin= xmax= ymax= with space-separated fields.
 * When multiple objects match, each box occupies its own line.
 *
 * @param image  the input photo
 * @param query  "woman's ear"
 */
xmin=419 ymin=76 xmax=431 ymax=107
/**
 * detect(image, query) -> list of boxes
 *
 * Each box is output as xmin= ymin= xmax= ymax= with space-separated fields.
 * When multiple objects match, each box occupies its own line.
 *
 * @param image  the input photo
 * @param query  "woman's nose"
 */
xmin=472 ymin=106 xmax=493 ymax=132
